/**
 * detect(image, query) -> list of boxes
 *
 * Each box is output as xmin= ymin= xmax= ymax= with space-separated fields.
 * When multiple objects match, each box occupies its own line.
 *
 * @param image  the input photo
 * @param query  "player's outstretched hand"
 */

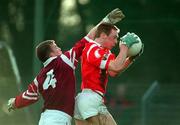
xmin=7 ymin=98 xmax=16 ymax=112
xmin=120 ymin=32 xmax=139 ymax=48
xmin=103 ymin=8 xmax=125 ymax=24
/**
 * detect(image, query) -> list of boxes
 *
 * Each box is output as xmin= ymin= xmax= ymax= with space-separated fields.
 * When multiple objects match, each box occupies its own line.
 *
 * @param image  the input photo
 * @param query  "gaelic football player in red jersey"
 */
xmin=7 ymin=8 xmax=125 ymax=125
xmin=74 ymin=20 xmax=143 ymax=125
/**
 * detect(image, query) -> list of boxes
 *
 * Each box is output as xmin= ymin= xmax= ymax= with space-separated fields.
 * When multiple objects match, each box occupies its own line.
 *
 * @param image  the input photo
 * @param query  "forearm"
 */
xmin=108 ymin=57 xmax=133 ymax=77
xmin=8 ymin=82 xmax=39 ymax=111
xmin=123 ymin=57 xmax=134 ymax=69
xmin=86 ymin=20 xmax=105 ymax=40
xmin=7 ymin=92 xmax=39 ymax=112
xmin=117 ymin=57 xmax=133 ymax=74
xmin=15 ymin=92 xmax=39 ymax=109
xmin=108 ymin=44 xmax=128 ymax=72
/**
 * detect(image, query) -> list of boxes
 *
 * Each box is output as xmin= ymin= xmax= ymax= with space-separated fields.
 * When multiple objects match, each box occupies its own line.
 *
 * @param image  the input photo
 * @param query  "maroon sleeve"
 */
xmin=72 ymin=37 xmax=89 ymax=60
xmin=64 ymin=37 xmax=89 ymax=67
xmin=15 ymin=82 xmax=39 ymax=109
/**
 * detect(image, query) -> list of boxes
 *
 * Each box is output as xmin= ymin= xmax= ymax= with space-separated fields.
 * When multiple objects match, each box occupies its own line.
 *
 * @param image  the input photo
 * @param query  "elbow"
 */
xmin=108 ymin=61 xmax=124 ymax=74
xmin=108 ymin=67 xmax=123 ymax=77
xmin=110 ymin=73 xmax=118 ymax=77
xmin=109 ymin=71 xmax=118 ymax=77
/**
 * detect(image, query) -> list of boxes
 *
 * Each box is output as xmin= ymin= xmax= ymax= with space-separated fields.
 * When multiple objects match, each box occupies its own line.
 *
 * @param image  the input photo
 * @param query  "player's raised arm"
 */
xmin=87 ymin=8 xmax=125 ymax=40
xmin=64 ymin=8 xmax=125 ymax=68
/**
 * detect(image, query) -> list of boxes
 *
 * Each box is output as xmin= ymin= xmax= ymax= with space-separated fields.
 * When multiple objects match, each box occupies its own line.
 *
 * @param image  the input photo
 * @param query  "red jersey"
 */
xmin=14 ymin=37 xmax=88 ymax=117
xmin=81 ymin=37 xmax=115 ymax=94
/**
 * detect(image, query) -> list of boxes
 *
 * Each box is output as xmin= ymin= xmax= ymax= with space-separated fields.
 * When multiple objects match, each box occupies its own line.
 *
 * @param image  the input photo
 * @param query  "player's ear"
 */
xmin=49 ymin=51 xmax=55 ymax=57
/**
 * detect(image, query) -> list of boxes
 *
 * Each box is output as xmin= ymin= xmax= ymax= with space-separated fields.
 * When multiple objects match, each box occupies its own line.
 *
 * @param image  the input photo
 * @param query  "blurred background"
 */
xmin=0 ymin=0 xmax=180 ymax=125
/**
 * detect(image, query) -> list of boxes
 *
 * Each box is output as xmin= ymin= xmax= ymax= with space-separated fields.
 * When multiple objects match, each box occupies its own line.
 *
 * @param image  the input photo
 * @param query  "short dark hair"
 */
xmin=95 ymin=23 xmax=119 ymax=38
xmin=36 ymin=40 xmax=54 ymax=62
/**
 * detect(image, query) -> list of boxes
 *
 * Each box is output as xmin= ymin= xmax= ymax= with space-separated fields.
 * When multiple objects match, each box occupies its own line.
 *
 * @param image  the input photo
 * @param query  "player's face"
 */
xmin=49 ymin=41 xmax=62 ymax=57
xmin=103 ymin=29 xmax=119 ymax=49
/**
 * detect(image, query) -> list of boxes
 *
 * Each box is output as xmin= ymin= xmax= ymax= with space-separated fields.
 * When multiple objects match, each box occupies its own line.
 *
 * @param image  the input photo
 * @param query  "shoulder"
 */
xmin=84 ymin=43 xmax=101 ymax=57
xmin=85 ymin=42 xmax=101 ymax=52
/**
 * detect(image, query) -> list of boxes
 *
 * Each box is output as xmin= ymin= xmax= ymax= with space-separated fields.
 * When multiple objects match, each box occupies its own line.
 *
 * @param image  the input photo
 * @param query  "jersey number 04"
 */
xmin=43 ymin=69 xmax=57 ymax=90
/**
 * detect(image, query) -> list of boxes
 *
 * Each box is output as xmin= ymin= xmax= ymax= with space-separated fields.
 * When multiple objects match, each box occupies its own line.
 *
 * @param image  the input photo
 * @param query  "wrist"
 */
xmin=102 ymin=16 xmax=111 ymax=24
xmin=120 ymin=41 xmax=130 ymax=48
xmin=12 ymin=99 xmax=16 ymax=109
xmin=120 ymin=44 xmax=129 ymax=51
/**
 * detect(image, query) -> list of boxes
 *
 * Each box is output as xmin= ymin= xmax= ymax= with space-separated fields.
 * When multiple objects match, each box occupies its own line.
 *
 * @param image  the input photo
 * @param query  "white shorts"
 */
xmin=38 ymin=109 xmax=72 ymax=125
xmin=74 ymin=89 xmax=109 ymax=120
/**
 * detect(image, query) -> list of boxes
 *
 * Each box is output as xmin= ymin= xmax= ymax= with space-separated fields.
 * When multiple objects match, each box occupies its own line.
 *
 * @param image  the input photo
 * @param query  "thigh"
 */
xmin=98 ymin=112 xmax=117 ymax=125
xmin=86 ymin=115 xmax=101 ymax=125
xmin=85 ymin=114 xmax=116 ymax=125
xmin=75 ymin=119 xmax=91 ymax=125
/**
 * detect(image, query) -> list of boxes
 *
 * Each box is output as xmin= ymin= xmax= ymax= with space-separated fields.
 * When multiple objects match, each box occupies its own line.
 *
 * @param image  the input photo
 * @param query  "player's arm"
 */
xmin=119 ymin=43 xmax=144 ymax=74
xmin=108 ymin=44 xmax=128 ymax=76
xmin=64 ymin=8 xmax=125 ymax=67
xmin=108 ymin=57 xmax=133 ymax=77
xmin=71 ymin=8 xmax=125 ymax=52
xmin=87 ymin=8 xmax=125 ymax=39
xmin=7 ymin=79 xmax=39 ymax=112
xmin=108 ymin=32 xmax=140 ymax=76
xmin=109 ymin=44 xmax=144 ymax=77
